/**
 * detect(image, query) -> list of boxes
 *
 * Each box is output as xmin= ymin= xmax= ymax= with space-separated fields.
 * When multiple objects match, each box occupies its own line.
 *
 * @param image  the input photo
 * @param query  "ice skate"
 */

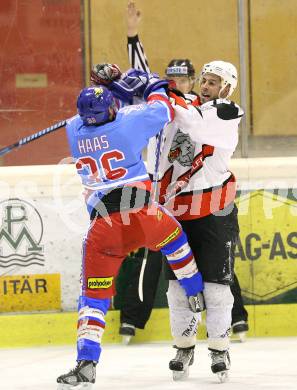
xmin=119 ymin=323 xmax=136 ymax=345
xmin=169 ymin=346 xmax=195 ymax=381
xmin=232 ymin=320 xmax=249 ymax=342
xmin=57 ymin=360 xmax=96 ymax=389
xmin=209 ymin=349 xmax=230 ymax=383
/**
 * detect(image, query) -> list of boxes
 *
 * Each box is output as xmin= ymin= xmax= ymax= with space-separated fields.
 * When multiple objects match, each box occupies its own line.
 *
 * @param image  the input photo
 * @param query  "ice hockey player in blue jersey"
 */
xmin=65 ymin=81 xmax=171 ymax=216
xmin=56 ymin=73 xmax=205 ymax=389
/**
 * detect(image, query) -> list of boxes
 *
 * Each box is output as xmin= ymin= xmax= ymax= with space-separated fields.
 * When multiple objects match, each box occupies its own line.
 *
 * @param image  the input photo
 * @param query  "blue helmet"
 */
xmin=77 ymin=86 xmax=118 ymax=126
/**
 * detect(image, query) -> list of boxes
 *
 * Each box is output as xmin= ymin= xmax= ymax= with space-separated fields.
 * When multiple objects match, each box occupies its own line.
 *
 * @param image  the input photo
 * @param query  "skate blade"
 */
xmin=172 ymin=366 xmax=189 ymax=381
xmin=217 ymin=371 xmax=229 ymax=383
xmin=122 ymin=335 xmax=133 ymax=345
xmin=57 ymin=383 xmax=93 ymax=390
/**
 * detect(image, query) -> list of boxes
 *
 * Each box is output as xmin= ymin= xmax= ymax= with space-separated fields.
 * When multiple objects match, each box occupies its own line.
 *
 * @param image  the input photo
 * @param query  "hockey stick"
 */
xmin=0 ymin=119 xmax=69 ymax=157
xmin=138 ymin=129 xmax=164 ymax=302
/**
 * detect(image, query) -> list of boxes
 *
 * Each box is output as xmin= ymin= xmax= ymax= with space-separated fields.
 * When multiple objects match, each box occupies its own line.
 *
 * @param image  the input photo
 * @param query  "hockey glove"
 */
xmin=178 ymin=271 xmax=205 ymax=313
xmin=108 ymin=79 xmax=134 ymax=104
xmin=121 ymin=68 xmax=150 ymax=97
xmin=90 ymin=63 xmax=122 ymax=85
xmin=143 ymin=75 xmax=169 ymax=100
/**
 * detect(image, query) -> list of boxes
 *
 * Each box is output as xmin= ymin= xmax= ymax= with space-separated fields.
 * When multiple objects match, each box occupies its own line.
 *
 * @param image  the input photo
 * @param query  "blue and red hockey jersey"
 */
xmin=66 ymin=89 xmax=173 ymax=215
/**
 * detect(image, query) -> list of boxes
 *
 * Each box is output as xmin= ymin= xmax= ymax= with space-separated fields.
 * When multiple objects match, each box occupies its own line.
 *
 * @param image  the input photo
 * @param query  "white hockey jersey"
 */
xmin=147 ymin=98 xmax=244 ymax=220
xmin=127 ymin=34 xmax=244 ymax=221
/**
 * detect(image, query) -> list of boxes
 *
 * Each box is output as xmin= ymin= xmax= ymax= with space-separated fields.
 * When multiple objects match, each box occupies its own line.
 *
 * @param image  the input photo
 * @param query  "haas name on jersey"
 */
xmin=78 ymin=135 xmax=109 ymax=154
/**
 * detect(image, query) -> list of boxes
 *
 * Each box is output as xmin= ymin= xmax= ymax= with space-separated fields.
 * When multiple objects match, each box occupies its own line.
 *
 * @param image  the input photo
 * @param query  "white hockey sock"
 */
xmin=204 ymin=282 xmax=234 ymax=351
xmin=167 ymin=280 xmax=201 ymax=348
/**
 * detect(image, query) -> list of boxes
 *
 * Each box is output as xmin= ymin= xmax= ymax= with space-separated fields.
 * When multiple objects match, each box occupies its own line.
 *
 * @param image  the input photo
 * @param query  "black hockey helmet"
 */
xmin=165 ymin=59 xmax=195 ymax=78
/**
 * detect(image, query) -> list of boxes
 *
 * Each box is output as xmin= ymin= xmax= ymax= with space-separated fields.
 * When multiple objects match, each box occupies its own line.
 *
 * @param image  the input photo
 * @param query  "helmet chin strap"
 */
xmin=218 ymin=84 xmax=231 ymax=99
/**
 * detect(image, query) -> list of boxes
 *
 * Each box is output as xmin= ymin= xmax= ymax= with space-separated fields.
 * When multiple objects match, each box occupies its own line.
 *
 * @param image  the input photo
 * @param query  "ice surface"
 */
xmin=1 ymin=338 xmax=296 ymax=390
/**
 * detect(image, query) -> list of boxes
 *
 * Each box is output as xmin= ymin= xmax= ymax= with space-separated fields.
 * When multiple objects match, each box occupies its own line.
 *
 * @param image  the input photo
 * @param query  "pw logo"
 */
xmin=0 ymin=199 xmax=44 ymax=269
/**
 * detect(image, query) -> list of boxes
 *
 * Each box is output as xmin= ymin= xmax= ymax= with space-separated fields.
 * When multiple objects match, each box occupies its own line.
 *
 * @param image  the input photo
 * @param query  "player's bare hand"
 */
xmin=127 ymin=1 xmax=141 ymax=37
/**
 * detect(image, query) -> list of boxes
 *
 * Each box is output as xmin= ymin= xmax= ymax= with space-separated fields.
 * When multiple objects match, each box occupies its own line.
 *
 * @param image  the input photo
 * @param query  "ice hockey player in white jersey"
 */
xmin=149 ymin=62 xmax=243 ymax=215
xmin=147 ymin=61 xmax=243 ymax=383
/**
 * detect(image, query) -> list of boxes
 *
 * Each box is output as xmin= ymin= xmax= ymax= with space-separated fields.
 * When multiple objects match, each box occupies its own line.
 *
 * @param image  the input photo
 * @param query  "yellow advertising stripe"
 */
xmin=0 ymin=312 xmax=76 ymax=348
xmin=0 ymin=273 xmax=61 ymax=312
xmin=0 ymin=305 xmax=296 ymax=348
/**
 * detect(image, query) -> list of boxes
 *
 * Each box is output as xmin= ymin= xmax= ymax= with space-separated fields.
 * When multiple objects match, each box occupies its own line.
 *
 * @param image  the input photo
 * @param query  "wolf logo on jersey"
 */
xmin=168 ymin=129 xmax=195 ymax=167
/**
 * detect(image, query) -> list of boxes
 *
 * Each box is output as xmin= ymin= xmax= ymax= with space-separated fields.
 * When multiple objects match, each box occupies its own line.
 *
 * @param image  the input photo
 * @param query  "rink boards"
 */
xmin=0 ymin=304 xmax=297 ymax=348
xmin=0 ymin=158 xmax=297 ymax=347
